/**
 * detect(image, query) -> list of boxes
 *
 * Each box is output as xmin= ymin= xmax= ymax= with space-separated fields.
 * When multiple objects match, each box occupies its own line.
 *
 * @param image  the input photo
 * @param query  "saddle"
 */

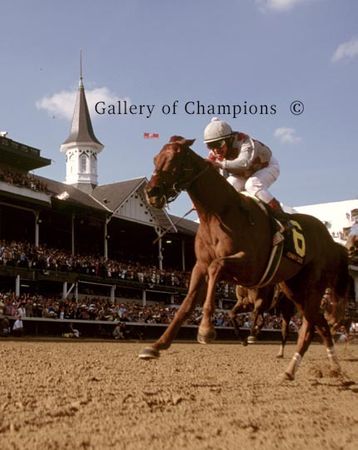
xmin=241 ymin=193 xmax=306 ymax=276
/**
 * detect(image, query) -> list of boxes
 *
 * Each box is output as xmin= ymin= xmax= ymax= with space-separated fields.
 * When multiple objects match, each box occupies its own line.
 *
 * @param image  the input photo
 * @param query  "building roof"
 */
xmin=294 ymin=199 xmax=358 ymax=244
xmin=92 ymin=177 xmax=147 ymax=211
xmin=92 ymin=177 xmax=178 ymax=232
xmin=294 ymin=199 xmax=358 ymax=230
xmin=0 ymin=136 xmax=51 ymax=171
xmin=61 ymin=78 xmax=103 ymax=148
xmin=34 ymin=174 xmax=109 ymax=214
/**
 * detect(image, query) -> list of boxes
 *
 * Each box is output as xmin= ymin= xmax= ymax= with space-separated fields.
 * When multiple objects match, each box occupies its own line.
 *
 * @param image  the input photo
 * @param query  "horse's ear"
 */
xmin=184 ymin=138 xmax=195 ymax=147
xmin=168 ymin=136 xmax=195 ymax=147
xmin=169 ymin=135 xmax=185 ymax=143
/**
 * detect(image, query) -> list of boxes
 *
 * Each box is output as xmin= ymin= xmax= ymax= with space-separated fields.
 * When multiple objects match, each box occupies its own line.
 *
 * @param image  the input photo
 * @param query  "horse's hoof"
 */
xmin=276 ymin=372 xmax=295 ymax=384
xmin=283 ymin=372 xmax=294 ymax=381
xmin=247 ymin=336 xmax=256 ymax=344
xmin=276 ymin=354 xmax=284 ymax=359
xmin=138 ymin=347 xmax=160 ymax=360
xmin=242 ymin=340 xmax=248 ymax=347
xmin=197 ymin=328 xmax=216 ymax=344
xmin=329 ymin=368 xmax=342 ymax=378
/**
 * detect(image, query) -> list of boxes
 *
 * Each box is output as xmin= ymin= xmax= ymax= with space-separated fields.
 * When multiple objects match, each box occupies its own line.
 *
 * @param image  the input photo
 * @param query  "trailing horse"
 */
xmin=229 ymin=285 xmax=296 ymax=357
xmin=141 ymin=137 xmax=349 ymax=380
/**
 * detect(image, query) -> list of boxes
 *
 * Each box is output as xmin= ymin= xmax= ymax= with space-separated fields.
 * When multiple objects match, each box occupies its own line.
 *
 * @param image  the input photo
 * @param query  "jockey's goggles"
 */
xmin=207 ymin=140 xmax=226 ymax=150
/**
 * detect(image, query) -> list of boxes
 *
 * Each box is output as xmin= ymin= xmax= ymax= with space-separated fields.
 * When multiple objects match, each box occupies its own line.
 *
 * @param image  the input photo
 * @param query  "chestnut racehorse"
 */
xmin=229 ymin=285 xmax=296 ymax=357
xmin=141 ymin=137 xmax=349 ymax=380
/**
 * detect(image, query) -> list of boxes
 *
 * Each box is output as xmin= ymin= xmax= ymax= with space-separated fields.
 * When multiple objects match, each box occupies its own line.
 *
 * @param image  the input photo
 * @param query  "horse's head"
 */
xmin=145 ymin=136 xmax=196 ymax=209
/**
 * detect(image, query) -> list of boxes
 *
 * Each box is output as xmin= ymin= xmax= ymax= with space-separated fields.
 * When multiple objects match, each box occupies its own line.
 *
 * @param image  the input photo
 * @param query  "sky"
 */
xmin=0 ymin=0 xmax=357 ymax=220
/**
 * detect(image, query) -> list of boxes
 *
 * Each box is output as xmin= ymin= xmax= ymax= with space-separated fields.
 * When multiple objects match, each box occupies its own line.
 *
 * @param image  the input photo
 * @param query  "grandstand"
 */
xmin=0 ymin=76 xmax=241 ymax=339
xmin=0 ymin=132 xmax=209 ymax=338
xmin=0 ymin=135 xmax=200 ymax=299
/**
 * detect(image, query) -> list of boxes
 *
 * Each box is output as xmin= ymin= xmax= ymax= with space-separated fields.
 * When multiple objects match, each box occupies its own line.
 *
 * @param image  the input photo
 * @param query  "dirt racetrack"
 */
xmin=0 ymin=339 xmax=357 ymax=450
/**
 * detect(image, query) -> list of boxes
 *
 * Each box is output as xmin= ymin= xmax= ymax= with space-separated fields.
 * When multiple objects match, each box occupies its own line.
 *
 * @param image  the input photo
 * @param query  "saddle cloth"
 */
xmin=282 ymin=219 xmax=306 ymax=265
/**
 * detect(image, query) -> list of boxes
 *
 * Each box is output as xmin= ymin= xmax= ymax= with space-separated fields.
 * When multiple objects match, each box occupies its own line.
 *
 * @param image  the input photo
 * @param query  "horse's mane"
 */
xmin=184 ymin=143 xmax=244 ymax=204
xmin=166 ymin=136 xmax=250 ymax=213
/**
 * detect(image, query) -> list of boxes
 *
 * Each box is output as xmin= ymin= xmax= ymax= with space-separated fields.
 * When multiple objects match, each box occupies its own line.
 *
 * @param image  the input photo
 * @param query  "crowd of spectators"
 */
xmin=0 ymin=239 xmax=190 ymax=287
xmin=0 ymin=291 xmax=301 ymax=338
xmin=0 ymin=167 xmax=48 ymax=193
xmin=0 ymin=291 xmax=227 ymax=325
xmin=0 ymin=239 xmax=236 ymax=296
xmin=234 ymin=311 xmax=302 ymax=333
xmin=0 ymin=239 xmax=304 ymax=339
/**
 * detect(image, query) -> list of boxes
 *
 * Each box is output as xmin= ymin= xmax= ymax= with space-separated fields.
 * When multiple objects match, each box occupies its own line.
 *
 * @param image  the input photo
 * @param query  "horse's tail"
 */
xmin=324 ymin=243 xmax=350 ymax=331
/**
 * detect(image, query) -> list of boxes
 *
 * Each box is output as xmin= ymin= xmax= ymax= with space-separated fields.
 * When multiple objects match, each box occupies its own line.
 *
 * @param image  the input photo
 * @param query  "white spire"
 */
xmin=60 ymin=52 xmax=104 ymax=193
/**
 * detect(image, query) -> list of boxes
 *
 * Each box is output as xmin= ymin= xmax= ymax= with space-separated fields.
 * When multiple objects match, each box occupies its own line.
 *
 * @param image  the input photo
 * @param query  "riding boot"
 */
xmin=267 ymin=198 xmax=291 ymax=229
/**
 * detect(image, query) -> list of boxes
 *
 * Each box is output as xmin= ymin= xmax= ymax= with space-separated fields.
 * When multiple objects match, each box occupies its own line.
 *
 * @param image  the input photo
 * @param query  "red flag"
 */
xmin=144 ymin=132 xmax=159 ymax=139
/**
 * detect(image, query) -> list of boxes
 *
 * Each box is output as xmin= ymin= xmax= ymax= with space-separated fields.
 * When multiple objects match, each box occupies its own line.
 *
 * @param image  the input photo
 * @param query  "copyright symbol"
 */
xmin=290 ymin=100 xmax=304 ymax=115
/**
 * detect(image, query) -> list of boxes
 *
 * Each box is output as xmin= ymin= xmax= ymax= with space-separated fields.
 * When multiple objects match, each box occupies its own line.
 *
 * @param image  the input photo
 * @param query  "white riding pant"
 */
xmin=226 ymin=156 xmax=280 ymax=203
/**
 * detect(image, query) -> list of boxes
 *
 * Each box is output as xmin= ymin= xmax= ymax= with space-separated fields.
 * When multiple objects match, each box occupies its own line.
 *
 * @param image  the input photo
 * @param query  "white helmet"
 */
xmin=203 ymin=117 xmax=233 ymax=143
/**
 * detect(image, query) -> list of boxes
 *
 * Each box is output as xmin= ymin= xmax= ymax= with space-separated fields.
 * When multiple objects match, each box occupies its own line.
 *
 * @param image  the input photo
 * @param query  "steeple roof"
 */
xmin=62 ymin=76 xmax=103 ymax=148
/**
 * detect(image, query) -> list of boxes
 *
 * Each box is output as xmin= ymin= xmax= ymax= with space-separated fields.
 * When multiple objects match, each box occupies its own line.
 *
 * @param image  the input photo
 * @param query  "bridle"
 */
xmin=150 ymin=145 xmax=210 ymax=206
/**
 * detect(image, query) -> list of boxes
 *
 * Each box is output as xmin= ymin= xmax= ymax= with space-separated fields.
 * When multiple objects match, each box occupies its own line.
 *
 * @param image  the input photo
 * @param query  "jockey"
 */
xmin=204 ymin=117 xmax=287 ymax=220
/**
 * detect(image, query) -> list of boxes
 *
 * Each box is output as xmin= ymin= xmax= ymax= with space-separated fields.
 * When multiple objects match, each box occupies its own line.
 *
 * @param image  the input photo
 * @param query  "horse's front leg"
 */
xmin=198 ymin=253 xmax=245 ymax=344
xmin=228 ymin=291 xmax=244 ymax=340
xmin=228 ymin=311 xmax=241 ymax=339
xmin=197 ymin=261 xmax=220 ymax=344
xmin=139 ymin=263 xmax=207 ymax=359
xmin=277 ymin=301 xmax=294 ymax=358
xmin=277 ymin=315 xmax=289 ymax=358
xmin=247 ymin=298 xmax=263 ymax=344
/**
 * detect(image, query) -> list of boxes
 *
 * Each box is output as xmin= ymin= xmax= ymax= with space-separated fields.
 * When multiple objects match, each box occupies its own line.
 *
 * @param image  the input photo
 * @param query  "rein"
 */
xmin=179 ymin=163 xmax=210 ymax=191
xmin=165 ymin=152 xmax=210 ymax=205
